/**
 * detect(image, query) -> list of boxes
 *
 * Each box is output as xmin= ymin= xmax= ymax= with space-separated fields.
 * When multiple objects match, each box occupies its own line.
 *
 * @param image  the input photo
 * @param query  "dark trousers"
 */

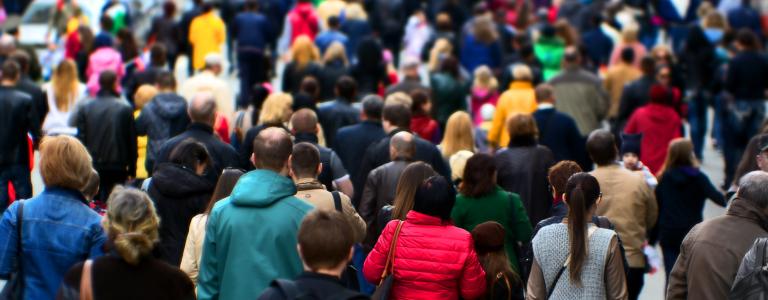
xmin=96 ymin=169 xmax=129 ymax=205
xmin=237 ymin=49 xmax=268 ymax=108
xmin=659 ymin=228 xmax=689 ymax=284
xmin=687 ymin=90 xmax=711 ymax=160
xmin=0 ymin=164 xmax=32 ymax=212
xmin=627 ymin=267 xmax=645 ymax=300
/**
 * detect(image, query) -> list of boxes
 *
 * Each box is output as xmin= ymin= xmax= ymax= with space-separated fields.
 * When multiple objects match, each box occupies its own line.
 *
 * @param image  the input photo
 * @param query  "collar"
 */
xmin=297 ymin=271 xmax=344 ymax=283
xmin=387 ymin=127 xmax=410 ymax=137
xmin=509 ymin=81 xmax=533 ymax=90
xmin=537 ymin=103 xmax=554 ymax=110
xmin=727 ymin=197 xmax=768 ymax=231
xmin=44 ymin=187 xmax=89 ymax=205
xmin=294 ymin=132 xmax=319 ymax=144
xmin=405 ymin=210 xmax=448 ymax=226
xmin=361 ymin=120 xmax=382 ymax=127
xmin=187 ymin=122 xmax=214 ymax=134
xmin=296 ymin=179 xmax=325 ymax=191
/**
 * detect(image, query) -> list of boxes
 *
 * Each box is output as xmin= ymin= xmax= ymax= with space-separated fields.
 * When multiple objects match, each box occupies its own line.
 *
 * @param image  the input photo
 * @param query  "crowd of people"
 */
xmin=1 ymin=0 xmax=768 ymax=299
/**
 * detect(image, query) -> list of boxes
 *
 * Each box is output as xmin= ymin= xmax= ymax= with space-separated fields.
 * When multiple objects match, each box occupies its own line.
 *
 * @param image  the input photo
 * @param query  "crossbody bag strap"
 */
xmin=380 ymin=221 xmax=405 ymax=282
xmin=547 ymin=226 xmax=598 ymax=299
xmin=80 ymin=259 xmax=93 ymax=300
xmin=332 ymin=191 xmax=342 ymax=212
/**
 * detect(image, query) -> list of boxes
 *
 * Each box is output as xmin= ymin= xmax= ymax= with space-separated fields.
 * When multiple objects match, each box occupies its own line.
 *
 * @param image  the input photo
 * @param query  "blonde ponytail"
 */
xmin=104 ymin=187 xmax=160 ymax=265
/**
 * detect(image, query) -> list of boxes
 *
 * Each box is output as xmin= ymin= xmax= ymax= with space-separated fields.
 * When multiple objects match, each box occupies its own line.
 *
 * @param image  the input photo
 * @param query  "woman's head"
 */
xmin=291 ymin=36 xmax=320 ymax=70
xmin=659 ymin=138 xmax=698 ymax=177
xmin=391 ymin=162 xmax=437 ymax=220
xmin=473 ymin=65 xmax=498 ymax=91
xmin=52 ymin=59 xmax=79 ymax=112
xmin=449 ymin=150 xmax=474 ymax=183
xmin=169 ymin=139 xmax=211 ymax=175
xmin=205 ymin=168 xmax=245 ymax=214
xmin=259 ymin=92 xmax=294 ymax=125
xmin=323 ymin=42 xmax=348 ymax=66
xmin=441 ymin=111 xmax=475 ymax=158
xmin=507 ymin=113 xmax=538 ymax=146
xmin=40 ymin=136 xmax=92 ymax=191
xmin=409 ymin=89 xmax=431 ymax=117
xmin=428 ymin=38 xmax=453 ymax=71
xmin=413 ymin=176 xmax=456 ymax=221
xmin=460 ymin=153 xmax=497 ymax=197
xmin=651 ymin=45 xmax=675 ymax=65
xmin=439 ymin=55 xmax=461 ymax=79
xmin=564 ymin=172 xmax=601 ymax=285
xmin=104 ymin=187 xmax=160 ymax=265
xmin=472 ymin=15 xmax=498 ymax=44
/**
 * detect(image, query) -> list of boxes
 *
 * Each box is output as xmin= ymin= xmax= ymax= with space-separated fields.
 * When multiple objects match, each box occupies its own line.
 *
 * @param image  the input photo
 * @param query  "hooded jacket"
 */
xmin=72 ymin=93 xmax=137 ymax=175
xmin=624 ymin=103 xmax=682 ymax=174
xmin=147 ymin=163 xmax=214 ymax=266
xmin=655 ymin=167 xmax=726 ymax=231
xmin=197 ymin=170 xmax=314 ymax=300
xmin=136 ymin=93 xmax=190 ymax=169
xmin=86 ymin=47 xmax=124 ymax=96
xmin=288 ymin=2 xmax=319 ymax=43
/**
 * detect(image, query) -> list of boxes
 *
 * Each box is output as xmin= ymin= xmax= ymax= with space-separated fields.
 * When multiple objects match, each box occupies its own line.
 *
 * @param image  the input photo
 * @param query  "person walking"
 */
xmin=317 ymin=76 xmax=360 ymax=147
xmin=56 ymin=187 xmax=195 ymax=300
xmin=42 ymin=59 xmax=85 ymax=136
xmin=532 ymin=84 xmax=588 ymax=169
xmin=0 ymin=136 xmax=106 ymax=299
xmin=667 ymin=171 xmax=768 ymax=300
xmin=86 ymin=35 xmax=124 ymax=96
xmin=232 ymin=0 xmax=273 ymax=104
xmin=488 ymin=64 xmax=537 ymax=149
xmin=147 ymin=1 xmax=180 ymax=70
xmin=471 ymin=222 xmax=525 ymax=300
xmin=197 ymin=128 xmax=314 ymax=299
xmin=364 ymin=176 xmax=487 ymax=299
xmin=604 ymin=48 xmax=641 ymax=122
xmin=188 ymin=3 xmax=226 ymax=72
xmin=0 ymin=61 xmax=40 ymax=209
xmin=72 ymin=71 xmax=136 ymax=203
xmin=452 ymin=154 xmax=532 ymax=273
xmin=655 ymin=139 xmax=726 ymax=280
xmin=332 ymin=95 xmax=386 ymax=187
xmin=527 ymin=173 xmax=627 ymax=299
xmin=180 ymin=54 xmax=233 ymax=122
xmin=549 ymin=48 xmax=609 ymax=137
xmin=624 ymin=84 xmax=684 ymax=174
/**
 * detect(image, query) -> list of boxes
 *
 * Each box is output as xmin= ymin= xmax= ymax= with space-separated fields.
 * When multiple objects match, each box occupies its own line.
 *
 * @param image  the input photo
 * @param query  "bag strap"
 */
xmin=270 ymin=279 xmax=302 ymax=300
xmin=332 ymin=191 xmax=342 ymax=212
xmin=80 ymin=259 xmax=93 ymax=300
xmin=380 ymin=221 xmax=405 ymax=282
xmin=547 ymin=226 xmax=598 ymax=298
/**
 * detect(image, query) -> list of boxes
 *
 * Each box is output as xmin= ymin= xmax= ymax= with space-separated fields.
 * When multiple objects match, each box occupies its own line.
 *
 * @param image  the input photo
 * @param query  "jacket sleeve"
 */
xmin=604 ymin=236 xmax=628 ymax=300
xmin=197 ymin=209 xmax=221 ymax=300
xmin=180 ymin=217 xmax=202 ymax=284
xmin=341 ymin=193 xmax=367 ymax=243
xmin=363 ymin=220 xmax=395 ymax=285
xmin=509 ymin=193 xmax=533 ymax=244
xmin=701 ymin=174 xmax=727 ymax=207
xmin=666 ymin=226 xmax=696 ymax=300
xmin=487 ymin=97 xmax=506 ymax=146
xmin=0 ymin=201 xmax=21 ymax=276
xmin=359 ymin=172 xmax=378 ymax=229
xmin=459 ymin=244 xmax=487 ymax=299
xmin=617 ymin=85 xmax=636 ymax=124
xmin=88 ymin=223 xmax=107 ymax=258
xmin=73 ymin=103 xmax=86 ymax=143
xmin=526 ymin=257 xmax=546 ymax=300
xmin=639 ymin=177 xmax=658 ymax=230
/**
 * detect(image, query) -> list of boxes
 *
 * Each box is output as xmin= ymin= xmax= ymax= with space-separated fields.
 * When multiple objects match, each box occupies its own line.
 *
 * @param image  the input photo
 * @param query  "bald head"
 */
xmin=189 ymin=93 xmax=217 ymax=126
xmin=737 ymin=171 xmax=768 ymax=208
xmin=290 ymin=108 xmax=318 ymax=134
xmin=390 ymin=131 xmax=415 ymax=160
xmin=252 ymin=127 xmax=293 ymax=173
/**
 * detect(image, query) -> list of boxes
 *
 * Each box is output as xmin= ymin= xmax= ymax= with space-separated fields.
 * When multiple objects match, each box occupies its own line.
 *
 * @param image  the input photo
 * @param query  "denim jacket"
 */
xmin=0 ymin=187 xmax=106 ymax=300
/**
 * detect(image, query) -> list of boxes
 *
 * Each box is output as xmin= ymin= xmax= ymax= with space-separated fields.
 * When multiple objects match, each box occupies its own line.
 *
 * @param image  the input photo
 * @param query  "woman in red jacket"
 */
xmin=364 ymin=176 xmax=487 ymax=299
xmin=625 ymin=84 xmax=683 ymax=174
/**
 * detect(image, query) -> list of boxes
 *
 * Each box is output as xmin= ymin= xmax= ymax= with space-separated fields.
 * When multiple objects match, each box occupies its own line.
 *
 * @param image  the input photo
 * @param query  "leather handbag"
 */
xmin=0 ymin=201 xmax=24 ymax=300
xmin=371 ymin=221 xmax=405 ymax=300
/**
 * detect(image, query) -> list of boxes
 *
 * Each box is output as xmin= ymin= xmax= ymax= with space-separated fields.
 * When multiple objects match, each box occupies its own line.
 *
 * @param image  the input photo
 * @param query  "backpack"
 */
xmin=268 ymin=279 xmax=368 ymax=300
xmin=730 ymin=237 xmax=768 ymax=299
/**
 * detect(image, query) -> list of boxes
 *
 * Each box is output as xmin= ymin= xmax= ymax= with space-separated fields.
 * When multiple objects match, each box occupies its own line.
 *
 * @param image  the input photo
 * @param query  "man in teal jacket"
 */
xmin=198 ymin=127 xmax=314 ymax=299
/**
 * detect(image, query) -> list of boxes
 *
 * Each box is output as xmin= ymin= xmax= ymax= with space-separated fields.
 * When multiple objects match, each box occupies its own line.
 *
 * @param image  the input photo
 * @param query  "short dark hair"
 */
xmin=169 ymin=138 xmax=211 ymax=171
xmin=150 ymin=44 xmax=167 ymax=67
xmin=736 ymin=28 xmax=760 ymax=50
xmin=535 ymin=84 xmax=554 ymax=103
xmin=383 ymin=104 xmax=412 ymax=129
xmin=201 ymin=3 xmax=214 ymax=12
xmin=620 ymin=47 xmax=635 ymax=64
xmin=507 ymin=114 xmax=538 ymax=145
xmin=410 ymin=89 xmax=430 ymax=117
xmin=335 ymin=76 xmax=357 ymax=101
xmin=362 ymin=95 xmax=384 ymax=120
xmin=328 ymin=16 xmax=340 ymax=28
xmin=8 ymin=50 xmax=30 ymax=74
xmin=640 ymin=56 xmax=656 ymax=75
xmin=291 ymin=142 xmax=321 ymax=178
xmin=98 ymin=70 xmax=118 ymax=93
xmin=253 ymin=127 xmax=293 ymax=171
xmin=290 ymin=108 xmax=318 ymax=134
xmin=298 ymin=210 xmax=355 ymax=270
xmin=548 ymin=161 xmax=583 ymax=198
xmin=156 ymin=71 xmax=176 ymax=89
xmin=413 ymin=176 xmax=456 ymax=221
xmin=460 ymin=154 xmax=496 ymax=197
xmin=300 ymin=76 xmax=320 ymax=96
xmin=1 ymin=60 xmax=20 ymax=80
xmin=586 ymin=129 xmax=618 ymax=166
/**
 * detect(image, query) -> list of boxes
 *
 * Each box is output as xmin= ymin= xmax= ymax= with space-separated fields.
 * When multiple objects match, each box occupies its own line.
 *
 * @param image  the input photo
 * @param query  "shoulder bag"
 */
xmin=371 ymin=221 xmax=405 ymax=300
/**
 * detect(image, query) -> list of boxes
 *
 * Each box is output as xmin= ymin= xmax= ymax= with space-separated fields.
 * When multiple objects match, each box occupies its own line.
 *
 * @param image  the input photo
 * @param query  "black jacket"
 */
xmin=317 ymin=99 xmax=360 ymax=147
xmin=533 ymin=107 xmax=590 ymax=170
xmin=616 ymin=75 xmax=655 ymax=132
xmin=147 ymin=163 xmax=214 ymax=266
xmin=258 ymin=272 xmax=368 ymax=300
xmin=15 ymin=77 xmax=47 ymax=128
xmin=73 ymin=93 xmax=137 ymax=175
xmin=136 ymin=93 xmax=190 ymax=172
xmin=332 ymin=121 xmax=386 ymax=184
xmin=0 ymin=86 xmax=39 ymax=166
xmin=281 ymin=62 xmax=322 ymax=95
xmin=154 ymin=123 xmax=242 ymax=180
xmin=354 ymin=128 xmax=451 ymax=207
xmin=494 ymin=143 xmax=555 ymax=227
xmin=318 ymin=61 xmax=348 ymax=101
xmin=656 ymin=167 xmax=726 ymax=231
xmin=125 ymin=66 xmax=165 ymax=104
xmin=725 ymin=50 xmax=768 ymax=100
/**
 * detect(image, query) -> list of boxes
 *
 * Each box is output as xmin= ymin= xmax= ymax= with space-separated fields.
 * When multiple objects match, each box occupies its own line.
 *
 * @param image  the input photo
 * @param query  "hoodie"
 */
xmin=655 ymin=167 xmax=726 ymax=231
xmin=624 ymin=103 xmax=682 ymax=174
xmin=86 ymin=47 xmax=124 ymax=96
xmin=197 ymin=169 xmax=314 ymax=300
xmin=136 ymin=93 xmax=190 ymax=166
xmin=289 ymin=2 xmax=319 ymax=43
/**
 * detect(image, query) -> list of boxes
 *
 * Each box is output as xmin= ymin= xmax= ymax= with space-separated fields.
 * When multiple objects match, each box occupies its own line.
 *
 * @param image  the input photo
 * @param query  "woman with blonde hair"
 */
xmin=609 ymin=25 xmax=647 ymax=67
xmin=319 ymin=42 xmax=349 ymax=100
xmin=282 ymin=36 xmax=322 ymax=94
xmin=42 ymin=59 xmax=86 ymax=136
xmin=240 ymin=93 xmax=294 ymax=170
xmin=471 ymin=66 xmax=499 ymax=126
xmin=0 ymin=136 xmax=106 ymax=300
xmin=57 ymin=187 xmax=194 ymax=299
xmin=440 ymin=111 xmax=476 ymax=159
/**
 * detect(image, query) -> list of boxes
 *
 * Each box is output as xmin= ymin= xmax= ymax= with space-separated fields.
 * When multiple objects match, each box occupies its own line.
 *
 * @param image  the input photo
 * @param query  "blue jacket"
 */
xmin=314 ymin=30 xmax=348 ymax=54
xmin=460 ymin=34 xmax=502 ymax=73
xmin=0 ymin=188 xmax=106 ymax=300
xmin=533 ymin=107 xmax=588 ymax=167
xmin=333 ymin=121 xmax=386 ymax=183
xmin=197 ymin=169 xmax=314 ymax=300
xmin=317 ymin=100 xmax=360 ymax=147
xmin=232 ymin=12 xmax=273 ymax=50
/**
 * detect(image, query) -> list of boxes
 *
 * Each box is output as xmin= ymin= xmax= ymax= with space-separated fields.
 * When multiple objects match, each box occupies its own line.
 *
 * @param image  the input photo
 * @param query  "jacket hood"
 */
xmin=645 ymin=103 xmax=680 ymax=124
xmin=663 ymin=167 xmax=701 ymax=184
xmin=152 ymin=93 xmax=188 ymax=119
xmin=295 ymin=2 xmax=315 ymax=17
xmin=728 ymin=197 xmax=768 ymax=232
xmin=230 ymin=169 xmax=297 ymax=207
xmin=151 ymin=163 xmax=214 ymax=197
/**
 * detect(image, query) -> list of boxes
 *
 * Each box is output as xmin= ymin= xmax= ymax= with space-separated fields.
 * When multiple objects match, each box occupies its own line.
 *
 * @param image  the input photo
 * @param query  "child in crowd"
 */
xmin=621 ymin=133 xmax=658 ymax=189
xmin=471 ymin=66 xmax=499 ymax=126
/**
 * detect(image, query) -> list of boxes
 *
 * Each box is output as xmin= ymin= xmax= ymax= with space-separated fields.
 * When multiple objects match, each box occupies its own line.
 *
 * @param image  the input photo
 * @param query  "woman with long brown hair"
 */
xmin=376 ymin=162 xmax=437 ymax=234
xmin=655 ymin=138 xmax=725 ymax=279
xmin=528 ymin=173 xmax=626 ymax=299
xmin=42 ymin=59 xmax=85 ymax=136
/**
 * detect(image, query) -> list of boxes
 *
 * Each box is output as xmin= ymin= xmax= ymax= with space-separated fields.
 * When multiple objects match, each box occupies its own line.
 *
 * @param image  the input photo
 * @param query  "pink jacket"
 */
xmin=86 ymin=47 xmax=124 ymax=96
xmin=364 ymin=211 xmax=487 ymax=300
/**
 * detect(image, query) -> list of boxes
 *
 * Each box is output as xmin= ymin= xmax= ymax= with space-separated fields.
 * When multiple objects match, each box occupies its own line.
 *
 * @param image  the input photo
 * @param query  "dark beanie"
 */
xmin=471 ymin=221 xmax=506 ymax=255
xmin=621 ymin=133 xmax=642 ymax=156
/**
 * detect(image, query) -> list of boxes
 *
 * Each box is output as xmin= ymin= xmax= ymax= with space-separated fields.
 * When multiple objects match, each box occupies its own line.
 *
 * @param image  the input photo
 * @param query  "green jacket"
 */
xmin=533 ymin=36 xmax=566 ymax=81
xmin=430 ymin=72 xmax=469 ymax=125
xmin=451 ymin=186 xmax=533 ymax=272
xmin=197 ymin=170 xmax=314 ymax=300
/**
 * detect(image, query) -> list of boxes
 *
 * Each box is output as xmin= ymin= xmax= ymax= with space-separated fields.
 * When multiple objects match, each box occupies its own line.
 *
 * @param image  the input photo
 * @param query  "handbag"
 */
xmin=371 ymin=220 xmax=405 ymax=300
xmin=0 ymin=201 xmax=24 ymax=300
xmin=80 ymin=260 xmax=93 ymax=300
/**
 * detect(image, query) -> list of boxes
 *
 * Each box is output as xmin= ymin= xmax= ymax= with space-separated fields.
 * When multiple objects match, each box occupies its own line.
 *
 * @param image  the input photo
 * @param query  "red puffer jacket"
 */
xmin=364 ymin=211 xmax=487 ymax=300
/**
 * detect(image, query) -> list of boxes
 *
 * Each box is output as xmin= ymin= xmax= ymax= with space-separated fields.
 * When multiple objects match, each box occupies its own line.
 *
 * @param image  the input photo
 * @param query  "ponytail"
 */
xmin=563 ymin=173 xmax=601 ymax=286
xmin=103 ymin=187 xmax=160 ymax=265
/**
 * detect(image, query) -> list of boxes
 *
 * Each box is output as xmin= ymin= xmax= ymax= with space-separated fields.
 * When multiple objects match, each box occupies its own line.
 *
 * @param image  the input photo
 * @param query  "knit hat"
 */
xmin=621 ymin=133 xmax=642 ymax=156
xmin=449 ymin=150 xmax=474 ymax=182
xmin=471 ymin=221 xmax=506 ymax=255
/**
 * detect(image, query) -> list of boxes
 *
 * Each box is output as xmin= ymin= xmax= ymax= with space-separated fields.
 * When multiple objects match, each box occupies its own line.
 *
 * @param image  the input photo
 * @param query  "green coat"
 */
xmin=451 ymin=186 xmax=533 ymax=272
xmin=533 ymin=36 xmax=566 ymax=81
xmin=197 ymin=170 xmax=314 ymax=300
xmin=430 ymin=72 xmax=470 ymax=126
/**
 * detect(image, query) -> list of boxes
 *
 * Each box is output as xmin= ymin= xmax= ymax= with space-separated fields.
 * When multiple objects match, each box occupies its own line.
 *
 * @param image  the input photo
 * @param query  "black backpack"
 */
xmin=730 ymin=237 xmax=768 ymax=299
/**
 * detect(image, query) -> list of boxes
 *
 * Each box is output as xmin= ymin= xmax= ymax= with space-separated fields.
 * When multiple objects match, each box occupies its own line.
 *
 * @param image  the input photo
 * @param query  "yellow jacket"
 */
xmin=188 ymin=12 xmax=226 ymax=70
xmin=487 ymin=81 xmax=537 ymax=147
xmin=134 ymin=110 xmax=148 ymax=179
